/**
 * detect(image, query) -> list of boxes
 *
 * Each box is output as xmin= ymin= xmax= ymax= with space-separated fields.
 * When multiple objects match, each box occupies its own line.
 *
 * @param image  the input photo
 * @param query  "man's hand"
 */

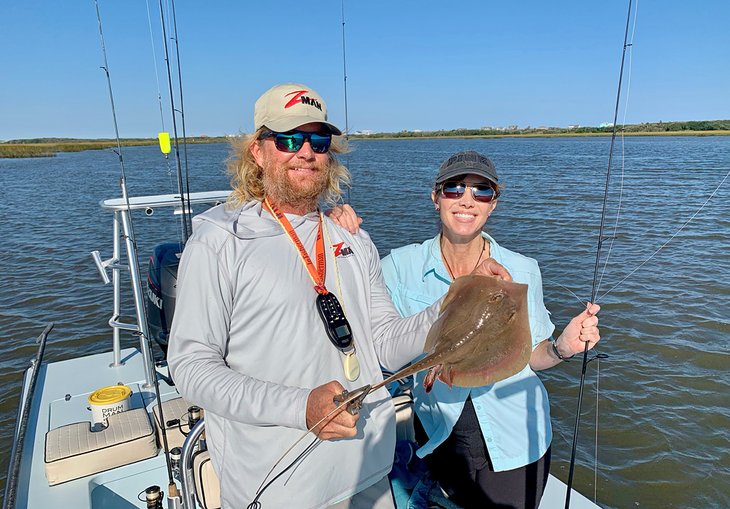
xmin=306 ymin=380 xmax=359 ymax=440
xmin=555 ymin=303 xmax=601 ymax=358
xmin=471 ymin=257 xmax=512 ymax=282
xmin=326 ymin=204 xmax=362 ymax=234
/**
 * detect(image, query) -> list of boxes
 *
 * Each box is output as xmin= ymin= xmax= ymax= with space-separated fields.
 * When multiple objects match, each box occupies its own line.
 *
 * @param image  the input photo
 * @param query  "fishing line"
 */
xmin=93 ymin=0 xmax=176 ymax=497
xmin=252 ymin=356 xmax=442 ymax=504
xmin=598 ymin=166 xmax=730 ymax=301
xmin=247 ymin=437 xmax=320 ymax=509
xmin=145 ymin=0 xmax=166 ymax=133
xmin=564 ymin=1 xmax=635 ymax=506
xmin=250 ymin=387 xmax=365 ymax=506
xmin=594 ymin=0 xmax=639 ymax=300
xmin=578 ymin=4 xmax=639 ymax=495
xmin=593 ymin=0 xmax=728 ymax=304
xmin=593 ymin=356 xmax=601 ymax=503
xmin=544 ymin=279 xmax=588 ymax=307
xmin=157 ymin=0 xmax=191 ymax=242
xmin=167 ymin=0 xmax=193 ymax=225
xmin=145 ymin=0 xmax=177 ymax=196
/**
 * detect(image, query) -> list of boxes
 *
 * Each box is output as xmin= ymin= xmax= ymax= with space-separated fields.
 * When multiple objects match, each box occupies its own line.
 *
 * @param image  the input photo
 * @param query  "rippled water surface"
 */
xmin=1 ymin=136 xmax=729 ymax=507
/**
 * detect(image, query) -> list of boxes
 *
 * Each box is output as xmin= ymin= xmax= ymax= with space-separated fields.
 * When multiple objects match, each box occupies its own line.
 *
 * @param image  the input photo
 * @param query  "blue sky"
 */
xmin=1 ymin=0 xmax=729 ymax=140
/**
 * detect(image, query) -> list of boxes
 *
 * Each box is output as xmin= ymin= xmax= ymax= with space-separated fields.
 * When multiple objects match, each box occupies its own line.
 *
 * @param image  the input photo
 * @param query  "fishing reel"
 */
xmin=143 ymin=485 xmax=163 ymax=509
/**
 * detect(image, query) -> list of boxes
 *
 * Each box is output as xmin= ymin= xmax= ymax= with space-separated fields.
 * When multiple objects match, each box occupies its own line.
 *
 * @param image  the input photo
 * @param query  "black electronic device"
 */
xmin=316 ymin=292 xmax=354 ymax=351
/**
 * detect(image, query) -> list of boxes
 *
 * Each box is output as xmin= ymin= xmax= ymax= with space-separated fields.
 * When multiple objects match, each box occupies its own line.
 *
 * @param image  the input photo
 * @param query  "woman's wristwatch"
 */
xmin=550 ymin=337 xmax=574 ymax=361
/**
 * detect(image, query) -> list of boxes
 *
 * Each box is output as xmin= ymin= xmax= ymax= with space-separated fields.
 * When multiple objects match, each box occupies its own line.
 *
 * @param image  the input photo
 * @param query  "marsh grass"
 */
xmin=2 ymin=125 xmax=728 ymax=158
xmin=0 ymin=140 xmax=157 ymax=158
xmin=0 ymin=137 xmax=226 ymax=158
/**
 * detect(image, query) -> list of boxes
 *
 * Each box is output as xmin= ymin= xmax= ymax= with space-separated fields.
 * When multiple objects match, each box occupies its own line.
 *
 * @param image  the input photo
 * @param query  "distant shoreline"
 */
xmin=349 ymin=130 xmax=730 ymax=141
xmin=2 ymin=128 xmax=730 ymax=159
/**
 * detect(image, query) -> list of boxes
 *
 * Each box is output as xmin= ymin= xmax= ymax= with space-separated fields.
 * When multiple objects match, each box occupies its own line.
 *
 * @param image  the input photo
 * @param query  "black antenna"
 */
xmin=564 ymin=1 xmax=634 ymax=507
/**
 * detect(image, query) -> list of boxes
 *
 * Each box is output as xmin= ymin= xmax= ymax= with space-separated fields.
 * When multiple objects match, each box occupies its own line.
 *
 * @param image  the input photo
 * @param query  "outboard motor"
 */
xmin=146 ymin=242 xmax=183 ymax=353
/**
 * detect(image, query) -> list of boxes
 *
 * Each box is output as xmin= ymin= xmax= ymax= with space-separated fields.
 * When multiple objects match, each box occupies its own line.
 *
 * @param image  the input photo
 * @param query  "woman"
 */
xmin=334 ymin=150 xmax=601 ymax=508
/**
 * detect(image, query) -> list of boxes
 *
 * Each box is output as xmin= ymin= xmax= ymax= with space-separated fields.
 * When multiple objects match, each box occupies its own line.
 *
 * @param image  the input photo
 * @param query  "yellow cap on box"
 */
xmin=88 ymin=385 xmax=132 ymax=406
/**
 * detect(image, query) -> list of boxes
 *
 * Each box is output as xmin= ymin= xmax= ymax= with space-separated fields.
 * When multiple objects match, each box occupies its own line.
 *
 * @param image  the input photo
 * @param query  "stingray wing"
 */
xmin=423 ymin=276 xmax=477 ymax=353
xmin=431 ymin=276 xmax=532 ymax=387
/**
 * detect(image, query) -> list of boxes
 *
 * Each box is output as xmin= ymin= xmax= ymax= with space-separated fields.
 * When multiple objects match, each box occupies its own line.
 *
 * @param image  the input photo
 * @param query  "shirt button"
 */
xmin=486 ymin=438 xmax=493 ymax=443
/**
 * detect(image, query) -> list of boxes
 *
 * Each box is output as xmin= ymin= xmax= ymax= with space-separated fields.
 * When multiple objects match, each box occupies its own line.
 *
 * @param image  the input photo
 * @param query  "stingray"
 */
xmin=386 ymin=274 xmax=531 ymax=392
xmin=338 ymin=275 xmax=532 ymax=414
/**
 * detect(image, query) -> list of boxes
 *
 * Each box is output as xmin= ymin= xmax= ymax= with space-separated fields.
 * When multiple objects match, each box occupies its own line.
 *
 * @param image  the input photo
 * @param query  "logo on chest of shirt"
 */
xmin=332 ymin=241 xmax=354 ymax=258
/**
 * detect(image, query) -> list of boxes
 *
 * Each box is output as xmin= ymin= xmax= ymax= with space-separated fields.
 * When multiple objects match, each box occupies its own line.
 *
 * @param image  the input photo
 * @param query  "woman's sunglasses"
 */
xmin=439 ymin=181 xmax=499 ymax=203
xmin=259 ymin=130 xmax=332 ymax=154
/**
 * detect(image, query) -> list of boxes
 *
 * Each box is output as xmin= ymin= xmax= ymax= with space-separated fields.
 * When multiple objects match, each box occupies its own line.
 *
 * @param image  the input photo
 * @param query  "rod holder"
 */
xmin=91 ymin=250 xmax=114 ymax=285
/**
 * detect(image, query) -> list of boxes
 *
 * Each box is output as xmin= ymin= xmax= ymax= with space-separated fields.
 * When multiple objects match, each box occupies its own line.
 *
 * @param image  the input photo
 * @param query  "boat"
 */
xmin=3 ymin=191 xmax=231 ymax=509
xmin=2 ymin=187 xmax=602 ymax=509
xmin=2 ymin=4 xmax=606 ymax=509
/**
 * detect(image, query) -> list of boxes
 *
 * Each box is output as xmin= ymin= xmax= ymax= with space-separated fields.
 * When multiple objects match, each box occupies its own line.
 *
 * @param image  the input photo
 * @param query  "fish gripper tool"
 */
xmin=333 ymin=384 xmax=372 ymax=415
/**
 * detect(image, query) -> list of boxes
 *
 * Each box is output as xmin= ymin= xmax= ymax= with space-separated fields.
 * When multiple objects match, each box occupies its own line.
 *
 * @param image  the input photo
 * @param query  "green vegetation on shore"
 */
xmin=2 ymin=120 xmax=729 ymax=158
xmin=0 ymin=136 xmax=225 ymax=159
xmin=351 ymin=119 xmax=730 ymax=139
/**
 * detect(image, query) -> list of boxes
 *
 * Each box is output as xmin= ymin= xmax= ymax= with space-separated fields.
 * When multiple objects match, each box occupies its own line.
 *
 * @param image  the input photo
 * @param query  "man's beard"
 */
xmin=261 ymin=158 xmax=330 ymax=213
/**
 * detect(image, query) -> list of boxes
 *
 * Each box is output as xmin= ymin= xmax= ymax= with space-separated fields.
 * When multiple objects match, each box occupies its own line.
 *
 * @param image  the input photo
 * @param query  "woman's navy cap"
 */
xmin=435 ymin=151 xmax=499 ymax=185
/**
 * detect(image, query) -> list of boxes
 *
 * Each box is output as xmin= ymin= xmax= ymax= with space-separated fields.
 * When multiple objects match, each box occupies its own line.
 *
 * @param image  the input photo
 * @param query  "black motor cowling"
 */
xmin=146 ymin=242 xmax=182 ymax=353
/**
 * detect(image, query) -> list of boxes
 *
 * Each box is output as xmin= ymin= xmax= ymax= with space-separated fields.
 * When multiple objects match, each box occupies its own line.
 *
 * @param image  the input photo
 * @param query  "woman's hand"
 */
xmin=326 ymin=204 xmax=362 ymax=234
xmin=555 ymin=303 xmax=601 ymax=358
xmin=471 ymin=257 xmax=512 ymax=282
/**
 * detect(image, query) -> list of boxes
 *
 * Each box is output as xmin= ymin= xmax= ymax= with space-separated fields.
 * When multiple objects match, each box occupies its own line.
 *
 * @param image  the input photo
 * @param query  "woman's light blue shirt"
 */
xmin=381 ymin=233 xmax=556 ymax=472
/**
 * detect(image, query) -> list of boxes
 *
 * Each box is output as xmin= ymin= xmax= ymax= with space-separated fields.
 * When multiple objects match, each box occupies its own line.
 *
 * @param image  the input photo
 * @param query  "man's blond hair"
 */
xmin=226 ymin=128 xmax=350 ymax=207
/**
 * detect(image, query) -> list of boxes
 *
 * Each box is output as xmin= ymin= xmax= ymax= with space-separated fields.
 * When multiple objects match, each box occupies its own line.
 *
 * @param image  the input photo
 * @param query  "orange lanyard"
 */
xmin=263 ymin=197 xmax=328 ymax=295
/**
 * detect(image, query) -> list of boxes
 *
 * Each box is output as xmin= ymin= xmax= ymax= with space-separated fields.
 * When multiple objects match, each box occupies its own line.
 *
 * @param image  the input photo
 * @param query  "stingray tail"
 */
xmin=378 ymin=354 xmax=439 ymax=391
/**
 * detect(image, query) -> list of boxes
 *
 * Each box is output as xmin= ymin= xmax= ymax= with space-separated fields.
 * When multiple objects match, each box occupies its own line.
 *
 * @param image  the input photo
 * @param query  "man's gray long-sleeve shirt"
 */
xmin=168 ymin=201 xmax=440 ymax=508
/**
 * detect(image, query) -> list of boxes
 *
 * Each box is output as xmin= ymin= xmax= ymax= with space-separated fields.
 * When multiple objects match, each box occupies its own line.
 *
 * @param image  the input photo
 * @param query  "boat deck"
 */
xmin=14 ymin=347 xmax=176 ymax=508
xmin=12 ymin=346 xmax=600 ymax=508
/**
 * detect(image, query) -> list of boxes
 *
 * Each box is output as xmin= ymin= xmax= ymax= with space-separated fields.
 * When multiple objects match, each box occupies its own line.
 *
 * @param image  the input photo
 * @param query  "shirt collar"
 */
xmin=422 ymin=232 xmax=501 ymax=283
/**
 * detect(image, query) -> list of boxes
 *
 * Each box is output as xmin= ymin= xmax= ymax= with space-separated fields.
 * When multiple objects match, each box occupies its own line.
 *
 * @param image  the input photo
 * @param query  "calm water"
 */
xmin=1 ymin=137 xmax=729 ymax=507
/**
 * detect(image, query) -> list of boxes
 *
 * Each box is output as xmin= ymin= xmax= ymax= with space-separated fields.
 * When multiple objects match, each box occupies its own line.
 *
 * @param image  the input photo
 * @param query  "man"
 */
xmin=168 ymin=83 xmax=508 ymax=509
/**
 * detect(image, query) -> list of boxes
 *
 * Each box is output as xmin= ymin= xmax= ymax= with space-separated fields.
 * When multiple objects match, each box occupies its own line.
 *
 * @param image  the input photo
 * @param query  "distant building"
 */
xmin=599 ymin=122 xmax=614 ymax=128
xmin=567 ymin=124 xmax=580 ymax=129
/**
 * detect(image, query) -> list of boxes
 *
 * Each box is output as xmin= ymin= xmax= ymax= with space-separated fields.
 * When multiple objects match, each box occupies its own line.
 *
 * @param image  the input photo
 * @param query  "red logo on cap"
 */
xmin=284 ymin=90 xmax=308 ymax=109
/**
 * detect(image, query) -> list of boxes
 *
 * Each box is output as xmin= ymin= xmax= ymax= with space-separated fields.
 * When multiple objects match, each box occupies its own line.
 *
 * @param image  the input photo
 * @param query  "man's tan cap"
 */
xmin=254 ymin=83 xmax=342 ymax=135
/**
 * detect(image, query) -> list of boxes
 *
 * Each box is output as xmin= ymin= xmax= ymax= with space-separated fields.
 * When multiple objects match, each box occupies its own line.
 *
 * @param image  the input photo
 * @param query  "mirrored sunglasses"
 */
xmin=440 ymin=181 xmax=499 ymax=203
xmin=259 ymin=130 xmax=332 ymax=154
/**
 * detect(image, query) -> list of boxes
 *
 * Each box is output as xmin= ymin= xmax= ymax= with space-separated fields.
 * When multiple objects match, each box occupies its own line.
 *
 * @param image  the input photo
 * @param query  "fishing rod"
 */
xmin=340 ymin=0 xmax=352 ymax=203
xmin=3 ymin=323 xmax=53 ymax=509
xmin=157 ymin=0 xmax=191 ymax=242
xmin=564 ymin=0 xmax=634 ymax=506
xmin=93 ymin=1 xmax=178 ymax=503
xmin=167 ymin=0 xmax=194 ymax=230
xmin=341 ymin=0 xmax=350 ymax=141
xmin=144 ymin=0 xmax=179 ymax=198
xmin=145 ymin=0 xmax=167 ymax=139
